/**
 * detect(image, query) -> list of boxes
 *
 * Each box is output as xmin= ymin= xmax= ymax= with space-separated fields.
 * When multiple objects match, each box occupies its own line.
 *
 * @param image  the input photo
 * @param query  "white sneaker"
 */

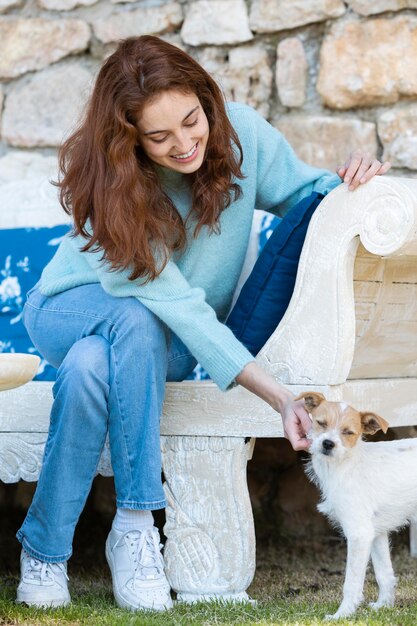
xmin=105 ymin=526 xmax=173 ymax=611
xmin=16 ymin=549 xmax=70 ymax=608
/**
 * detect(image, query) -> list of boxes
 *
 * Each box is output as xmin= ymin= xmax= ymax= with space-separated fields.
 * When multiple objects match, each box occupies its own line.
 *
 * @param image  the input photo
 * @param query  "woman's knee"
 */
xmin=49 ymin=336 xmax=110 ymax=450
xmin=55 ymin=335 xmax=110 ymax=390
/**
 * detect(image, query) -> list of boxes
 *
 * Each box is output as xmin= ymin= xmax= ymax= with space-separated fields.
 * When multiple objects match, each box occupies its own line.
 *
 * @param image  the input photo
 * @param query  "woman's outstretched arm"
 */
xmin=235 ymin=361 xmax=311 ymax=451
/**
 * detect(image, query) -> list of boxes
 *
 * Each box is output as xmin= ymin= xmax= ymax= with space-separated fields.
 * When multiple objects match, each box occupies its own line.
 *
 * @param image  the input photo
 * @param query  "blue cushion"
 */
xmin=0 ymin=225 xmax=71 ymax=380
xmin=226 ymin=192 xmax=324 ymax=356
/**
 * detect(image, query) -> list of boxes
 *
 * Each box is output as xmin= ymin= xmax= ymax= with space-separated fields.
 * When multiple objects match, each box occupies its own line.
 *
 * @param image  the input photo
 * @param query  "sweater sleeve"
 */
xmin=75 ymin=239 xmax=254 ymax=391
xmin=231 ymin=104 xmax=342 ymax=217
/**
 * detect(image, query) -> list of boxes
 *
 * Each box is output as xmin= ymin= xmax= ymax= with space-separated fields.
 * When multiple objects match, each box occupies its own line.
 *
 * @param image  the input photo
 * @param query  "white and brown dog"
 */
xmin=297 ymin=391 xmax=417 ymax=620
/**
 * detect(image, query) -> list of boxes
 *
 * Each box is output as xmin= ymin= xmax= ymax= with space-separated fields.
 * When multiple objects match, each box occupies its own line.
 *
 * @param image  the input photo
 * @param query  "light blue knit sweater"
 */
xmin=40 ymin=103 xmax=341 ymax=390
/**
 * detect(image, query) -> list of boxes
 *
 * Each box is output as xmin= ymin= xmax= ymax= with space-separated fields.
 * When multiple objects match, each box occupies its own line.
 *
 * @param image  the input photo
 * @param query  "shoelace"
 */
xmin=25 ymin=556 xmax=69 ymax=583
xmin=122 ymin=529 xmax=165 ymax=581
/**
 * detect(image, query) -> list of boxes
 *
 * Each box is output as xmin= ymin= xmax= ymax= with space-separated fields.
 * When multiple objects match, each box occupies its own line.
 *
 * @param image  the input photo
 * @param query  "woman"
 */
xmin=16 ymin=35 xmax=390 ymax=611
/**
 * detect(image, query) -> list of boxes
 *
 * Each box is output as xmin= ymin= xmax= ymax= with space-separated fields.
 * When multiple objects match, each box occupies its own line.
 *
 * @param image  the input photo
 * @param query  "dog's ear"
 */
xmin=360 ymin=412 xmax=389 ymax=434
xmin=295 ymin=392 xmax=326 ymax=412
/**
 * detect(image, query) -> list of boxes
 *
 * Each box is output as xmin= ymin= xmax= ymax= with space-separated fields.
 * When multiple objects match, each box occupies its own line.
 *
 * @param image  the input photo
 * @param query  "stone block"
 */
xmin=347 ymin=0 xmax=417 ymax=15
xmin=2 ymin=63 xmax=93 ymax=148
xmin=378 ymin=106 xmax=417 ymax=170
xmin=0 ymin=0 xmax=22 ymax=13
xmin=276 ymin=38 xmax=308 ymax=108
xmin=181 ymin=0 xmax=253 ymax=46
xmin=198 ymin=44 xmax=272 ymax=118
xmin=0 ymin=18 xmax=90 ymax=80
xmin=93 ymin=3 xmax=183 ymax=44
xmin=0 ymin=151 xmax=58 ymax=184
xmin=250 ymin=0 xmax=345 ymax=33
xmin=317 ymin=18 xmax=417 ymax=109
xmin=275 ymin=115 xmax=377 ymax=170
xmin=0 ymin=151 xmax=62 ymax=220
xmin=38 ymin=0 xmax=98 ymax=10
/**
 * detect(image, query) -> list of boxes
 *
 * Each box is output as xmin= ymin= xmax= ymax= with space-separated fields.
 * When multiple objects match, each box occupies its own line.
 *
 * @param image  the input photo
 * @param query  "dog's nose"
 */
xmin=322 ymin=439 xmax=335 ymax=452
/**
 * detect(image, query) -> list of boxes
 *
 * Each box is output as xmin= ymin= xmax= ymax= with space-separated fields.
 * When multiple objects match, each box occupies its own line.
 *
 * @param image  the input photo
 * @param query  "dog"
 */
xmin=297 ymin=391 xmax=417 ymax=619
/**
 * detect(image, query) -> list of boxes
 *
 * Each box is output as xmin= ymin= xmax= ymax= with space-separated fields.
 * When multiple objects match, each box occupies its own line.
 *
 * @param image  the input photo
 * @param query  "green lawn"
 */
xmin=1 ymin=536 xmax=417 ymax=625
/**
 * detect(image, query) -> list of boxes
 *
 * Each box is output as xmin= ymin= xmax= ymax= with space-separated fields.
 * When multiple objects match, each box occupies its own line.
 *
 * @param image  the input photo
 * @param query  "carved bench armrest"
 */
xmin=256 ymin=177 xmax=417 ymax=386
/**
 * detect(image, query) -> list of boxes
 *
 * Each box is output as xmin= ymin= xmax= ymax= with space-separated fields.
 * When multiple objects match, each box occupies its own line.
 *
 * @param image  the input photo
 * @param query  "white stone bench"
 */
xmin=0 ymin=172 xmax=416 ymax=602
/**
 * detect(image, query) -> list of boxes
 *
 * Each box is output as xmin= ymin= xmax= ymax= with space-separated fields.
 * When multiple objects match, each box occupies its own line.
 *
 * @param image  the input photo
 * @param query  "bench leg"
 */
xmin=161 ymin=435 xmax=256 ymax=603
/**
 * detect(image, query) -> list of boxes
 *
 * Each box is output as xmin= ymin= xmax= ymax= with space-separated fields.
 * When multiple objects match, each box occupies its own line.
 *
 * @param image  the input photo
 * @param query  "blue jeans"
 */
xmin=16 ymin=283 xmax=197 ymax=563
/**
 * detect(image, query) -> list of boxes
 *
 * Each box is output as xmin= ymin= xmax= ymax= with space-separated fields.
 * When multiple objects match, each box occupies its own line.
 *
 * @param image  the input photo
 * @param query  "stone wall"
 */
xmin=1 ymin=0 xmax=417 ymax=177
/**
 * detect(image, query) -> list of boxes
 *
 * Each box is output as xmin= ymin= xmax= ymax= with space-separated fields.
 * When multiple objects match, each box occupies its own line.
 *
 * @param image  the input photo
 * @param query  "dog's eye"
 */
xmin=316 ymin=420 xmax=327 ymax=428
xmin=342 ymin=429 xmax=355 ymax=436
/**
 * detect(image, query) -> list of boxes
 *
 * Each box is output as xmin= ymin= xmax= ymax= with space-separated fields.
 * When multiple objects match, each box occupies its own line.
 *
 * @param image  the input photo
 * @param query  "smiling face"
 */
xmin=137 ymin=90 xmax=210 ymax=174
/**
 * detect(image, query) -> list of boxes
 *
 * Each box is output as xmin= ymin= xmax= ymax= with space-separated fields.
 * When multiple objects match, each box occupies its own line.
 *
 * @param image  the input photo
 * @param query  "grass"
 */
xmin=1 ymin=534 xmax=417 ymax=626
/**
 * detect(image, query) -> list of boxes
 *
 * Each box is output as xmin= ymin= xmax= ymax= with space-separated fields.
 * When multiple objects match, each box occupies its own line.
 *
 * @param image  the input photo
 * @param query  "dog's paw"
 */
xmin=369 ymin=598 xmax=394 ymax=610
xmin=325 ymin=607 xmax=356 ymax=620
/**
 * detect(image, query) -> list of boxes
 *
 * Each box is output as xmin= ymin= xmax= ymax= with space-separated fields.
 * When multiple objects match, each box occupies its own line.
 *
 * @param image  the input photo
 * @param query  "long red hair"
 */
xmin=56 ymin=35 xmax=244 ymax=282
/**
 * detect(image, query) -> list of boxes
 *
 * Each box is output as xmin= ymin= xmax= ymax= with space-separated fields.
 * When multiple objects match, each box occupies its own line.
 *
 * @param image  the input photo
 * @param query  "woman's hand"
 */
xmin=235 ymin=362 xmax=311 ymax=451
xmin=337 ymin=150 xmax=391 ymax=191
xmin=278 ymin=394 xmax=312 ymax=452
